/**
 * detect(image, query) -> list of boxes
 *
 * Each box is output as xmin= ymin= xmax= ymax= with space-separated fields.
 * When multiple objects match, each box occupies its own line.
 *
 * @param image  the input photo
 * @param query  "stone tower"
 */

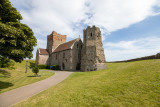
xmin=47 ymin=31 xmax=67 ymax=54
xmin=81 ymin=25 xmax=106 ymax=71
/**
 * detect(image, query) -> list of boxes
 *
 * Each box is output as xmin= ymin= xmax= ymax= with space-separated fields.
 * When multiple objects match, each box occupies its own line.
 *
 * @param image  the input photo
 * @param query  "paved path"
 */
xmin=0 ymin=71 xmax=73 ymax=107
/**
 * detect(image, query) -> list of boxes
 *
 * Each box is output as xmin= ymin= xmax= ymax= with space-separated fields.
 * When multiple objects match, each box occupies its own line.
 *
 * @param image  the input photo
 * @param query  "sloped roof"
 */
xmin=53 ymin=38 xmax=78 ymax=53
xmin=39 ymin=48 xmax=49 ymax=55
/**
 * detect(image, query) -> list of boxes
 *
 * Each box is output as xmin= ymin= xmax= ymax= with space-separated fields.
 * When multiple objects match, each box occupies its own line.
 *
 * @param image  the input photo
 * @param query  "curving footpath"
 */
xmin=0 ymin=71 xmax=73 ymax=107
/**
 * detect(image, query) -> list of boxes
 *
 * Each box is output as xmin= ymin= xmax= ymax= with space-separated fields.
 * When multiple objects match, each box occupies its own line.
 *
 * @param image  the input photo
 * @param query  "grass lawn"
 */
xmin=14 ymin=59 xmax=160 ymax=107
xmin=0 ymin=60 xmax=54 ymax=94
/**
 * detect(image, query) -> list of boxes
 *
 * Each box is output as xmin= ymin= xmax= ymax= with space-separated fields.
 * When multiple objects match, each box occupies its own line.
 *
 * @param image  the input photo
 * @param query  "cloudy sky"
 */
xmin=10 ymin=0 xmax=160 ymax=61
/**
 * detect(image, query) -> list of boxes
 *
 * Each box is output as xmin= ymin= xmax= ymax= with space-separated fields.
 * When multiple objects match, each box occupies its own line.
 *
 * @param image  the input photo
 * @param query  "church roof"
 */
xmin=39 ymin=48 xmax=49 ymax=55
xmin=53 ymin=38 xmax=78 ymax=53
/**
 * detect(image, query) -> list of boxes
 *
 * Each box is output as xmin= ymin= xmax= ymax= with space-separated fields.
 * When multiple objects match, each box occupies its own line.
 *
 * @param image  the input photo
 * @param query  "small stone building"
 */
xmin=35 ymin=25 xmax=106 ymax=71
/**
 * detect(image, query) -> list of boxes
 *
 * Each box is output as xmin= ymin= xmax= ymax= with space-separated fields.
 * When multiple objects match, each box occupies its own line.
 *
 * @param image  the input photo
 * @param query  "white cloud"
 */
xmin=10 ymin=0 xmax=160 ymax=37
xmin=37 ymin=39 xmax=47 ymax=49
xmin=104 ymin=36 xmax=160 ymax=61
xmin=11 ymin=0 xmax=88 ymax=38
xmin=86 ymin=0 xmax=159 ymax=32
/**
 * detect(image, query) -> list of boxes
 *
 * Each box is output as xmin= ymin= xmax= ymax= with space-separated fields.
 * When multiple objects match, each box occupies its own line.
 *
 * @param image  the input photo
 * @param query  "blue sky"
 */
xmin=10 ymin=0 xmax=160 ymax=61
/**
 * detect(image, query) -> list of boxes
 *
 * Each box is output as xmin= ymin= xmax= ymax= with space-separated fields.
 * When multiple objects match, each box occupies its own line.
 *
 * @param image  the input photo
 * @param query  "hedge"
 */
xmin=51 ymin=65 xmax=60 ymax=70
xmin=37 ymin=64 xmax=50 ymax=69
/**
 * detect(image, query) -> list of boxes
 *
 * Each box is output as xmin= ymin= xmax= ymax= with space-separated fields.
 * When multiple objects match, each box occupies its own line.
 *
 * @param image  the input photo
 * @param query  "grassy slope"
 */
xmin=15 ymin=59 xmax=160 ymax=107
xmin=0 ymin=60 xmax=54 ymax=93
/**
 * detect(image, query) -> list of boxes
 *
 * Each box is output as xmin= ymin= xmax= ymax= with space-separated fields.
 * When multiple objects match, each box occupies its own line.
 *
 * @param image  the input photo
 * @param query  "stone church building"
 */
xmin=35 ymin=26 xmax=106 ymax=71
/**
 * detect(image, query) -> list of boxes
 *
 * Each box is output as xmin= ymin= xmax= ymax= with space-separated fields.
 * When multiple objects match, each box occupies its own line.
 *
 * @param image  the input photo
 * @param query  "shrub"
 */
xmin=37 ymin=64 xmax=50 ymax=69
xmin=32 ymin=67 xmax=39 ymax=76
xmin=52 ymin=65 xmax=60 ymax=70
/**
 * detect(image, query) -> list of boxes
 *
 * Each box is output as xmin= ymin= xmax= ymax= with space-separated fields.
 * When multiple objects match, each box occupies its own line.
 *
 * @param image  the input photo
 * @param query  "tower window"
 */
xmin=91 ymin=33 xmax=92 ymax=37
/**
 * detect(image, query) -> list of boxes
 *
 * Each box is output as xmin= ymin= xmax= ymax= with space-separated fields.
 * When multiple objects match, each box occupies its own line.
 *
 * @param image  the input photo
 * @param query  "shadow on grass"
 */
xmin=27 ymin=76 xmax=36 ymax=77
xmin=27 ymin=75 xmax=41 ymax=77
xmin=0 ymin=81 xmax=13 ymax=90
xmin=0 ymin=69 xmax=11 ymax=77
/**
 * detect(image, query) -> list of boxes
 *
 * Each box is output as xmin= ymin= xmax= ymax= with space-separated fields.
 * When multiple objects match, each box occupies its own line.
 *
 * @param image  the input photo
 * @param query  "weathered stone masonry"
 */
xmin=81 ymin=26 xmax=106 ymax=71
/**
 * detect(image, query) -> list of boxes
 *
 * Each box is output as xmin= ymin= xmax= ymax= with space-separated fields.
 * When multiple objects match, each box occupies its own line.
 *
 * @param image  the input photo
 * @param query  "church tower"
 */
xmin=81 ymin=25 xmax=106 ymax=71
xmin=47 ymin=31 xmax=67 ymax=54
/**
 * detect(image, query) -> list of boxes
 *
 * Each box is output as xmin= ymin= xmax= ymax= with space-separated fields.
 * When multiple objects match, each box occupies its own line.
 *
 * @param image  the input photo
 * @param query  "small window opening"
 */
xmin=63 ymin=52 xmax=65 ymax=59
xmin=56 ymin=54 xmax=57 ymax=60
xmin=91 ymin=33 xmax=92 ymax=37
xmin=77 ymin=44 xmax=79 ymax=48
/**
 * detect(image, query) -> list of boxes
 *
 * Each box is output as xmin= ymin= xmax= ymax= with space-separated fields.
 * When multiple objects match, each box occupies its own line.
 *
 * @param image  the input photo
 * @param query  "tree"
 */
xmin=0 ymin=0 xmax=37 ymax=62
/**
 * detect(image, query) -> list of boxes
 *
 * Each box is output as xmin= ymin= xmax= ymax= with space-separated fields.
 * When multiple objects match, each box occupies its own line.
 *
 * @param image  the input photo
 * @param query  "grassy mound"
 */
xmin=0 ymin=60 xmax=54 ymax=93
xmin=15 ymin=59 xmax=160 ymax=107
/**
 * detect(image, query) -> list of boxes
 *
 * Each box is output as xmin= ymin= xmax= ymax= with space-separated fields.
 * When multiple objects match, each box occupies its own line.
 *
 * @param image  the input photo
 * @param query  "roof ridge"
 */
xmin=52 ymin=38 xmax=79 ymax=53
xmin=70 ymin=38 xmax=80 ymax=49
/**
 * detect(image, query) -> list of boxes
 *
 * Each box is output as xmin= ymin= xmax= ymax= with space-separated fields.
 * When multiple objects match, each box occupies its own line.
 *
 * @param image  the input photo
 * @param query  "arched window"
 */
xmin=77 ymin=44 xmax=79 ymax=48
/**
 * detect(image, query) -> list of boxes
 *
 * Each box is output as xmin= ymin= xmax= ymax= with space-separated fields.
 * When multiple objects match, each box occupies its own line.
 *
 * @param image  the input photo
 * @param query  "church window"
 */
xmin=77 ymin=44 xmax=79 ymax=48
xmin=56 ymin=54 xmax=57 ymax=60
xmin=66 ymin=59 xmax=67 ymax=62
xmin=63 ymin=52 xmax=65 ymax=58
xmin=81 ymin=45 xmax=82 ymax=49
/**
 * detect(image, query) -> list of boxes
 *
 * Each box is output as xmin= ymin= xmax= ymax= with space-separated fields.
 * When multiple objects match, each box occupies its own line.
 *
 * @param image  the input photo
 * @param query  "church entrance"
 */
xmin=62 ymin=63 xmax=65 ymax=70
xmin=76 ymin=63 xmax=81 ymax=70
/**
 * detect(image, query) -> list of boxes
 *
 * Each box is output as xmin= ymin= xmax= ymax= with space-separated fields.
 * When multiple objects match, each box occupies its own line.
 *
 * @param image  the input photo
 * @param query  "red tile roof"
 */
xmin=53 ymin=39 xmax=77 ymax=53
xmin=39 ymin=48 xmax=49 ymax=55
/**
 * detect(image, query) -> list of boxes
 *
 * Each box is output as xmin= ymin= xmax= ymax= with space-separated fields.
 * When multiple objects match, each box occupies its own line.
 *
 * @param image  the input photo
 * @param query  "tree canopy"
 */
xmin=0 ymin=0 xmax=37 ymax=62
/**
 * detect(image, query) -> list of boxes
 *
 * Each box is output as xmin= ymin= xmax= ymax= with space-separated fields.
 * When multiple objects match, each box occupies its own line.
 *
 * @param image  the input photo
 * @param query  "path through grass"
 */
xmin=0 ymin=60 xmax=54 ymax=93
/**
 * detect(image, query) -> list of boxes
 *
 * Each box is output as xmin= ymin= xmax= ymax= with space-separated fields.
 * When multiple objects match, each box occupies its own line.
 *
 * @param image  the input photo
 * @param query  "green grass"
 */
xmin=14 ymin=59 xmax=160 ymax=107
xmin=0 ymin=60 xmax=54 ymax=93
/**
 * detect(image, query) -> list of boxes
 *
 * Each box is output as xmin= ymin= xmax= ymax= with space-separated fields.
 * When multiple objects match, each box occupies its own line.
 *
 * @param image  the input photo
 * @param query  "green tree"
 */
xmin=0 ymin=0 xmax=37 ymax=62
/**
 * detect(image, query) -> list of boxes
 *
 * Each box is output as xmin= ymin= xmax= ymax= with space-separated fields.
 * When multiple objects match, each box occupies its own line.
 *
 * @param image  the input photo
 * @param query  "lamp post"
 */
xmin=25 ymin=60 xmax=28 ymax=73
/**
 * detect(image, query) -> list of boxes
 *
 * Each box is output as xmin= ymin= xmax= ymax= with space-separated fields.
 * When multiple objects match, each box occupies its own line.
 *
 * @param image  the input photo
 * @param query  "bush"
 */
xmin=32 ymin=67 xmax=39 ymax=76
xmin=37 ymin=64 xmax=50 ymax=69
xmin=51 ymin=65 xmax=60 ymax=70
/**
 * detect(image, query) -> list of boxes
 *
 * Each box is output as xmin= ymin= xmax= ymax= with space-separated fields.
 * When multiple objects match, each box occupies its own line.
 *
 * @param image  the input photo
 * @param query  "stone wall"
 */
xmin=51 ymin=50 xmax=72 ymax=70
xmin=71 ymin=38 xmax=82 ymax=70
xmin=81 ymin=26 xmax=106 ymax=71
xmin=50 ymin=38 xmax=82 ymax=71
xmin=38 ymin=54 xmax=49 ymax=65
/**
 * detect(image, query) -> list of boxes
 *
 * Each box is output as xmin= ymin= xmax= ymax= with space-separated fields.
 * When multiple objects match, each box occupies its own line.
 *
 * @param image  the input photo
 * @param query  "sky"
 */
xmin=10 ymin=0 xmax=160 ymax=61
